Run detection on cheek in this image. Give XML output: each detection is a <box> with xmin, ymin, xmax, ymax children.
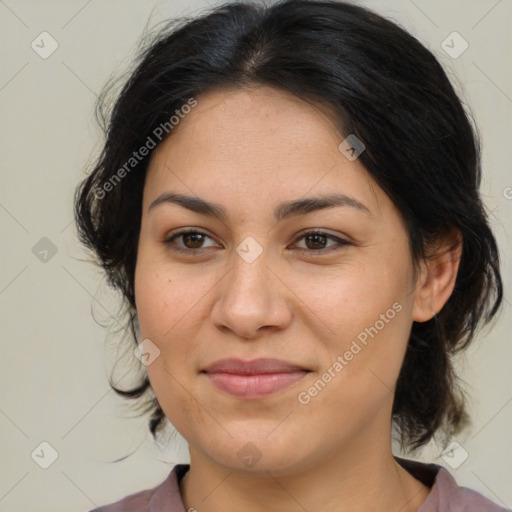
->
<box><xmin>134</xmin><ymin>256</ymin><xmax>206</xmax><ymax>340</ymax></box>
<box><xmin>146</xmin><ymin>360</ymin><xmax>210</xmax><ymax>444</ymax></box>
<box><xmin>294</xmin><ymin>255</ymin><xmax>410</xmax><ymax>343</ymax></box>
<box><xmin>296</xmin><ymin>258</ymin><xmax>412</xmax><ymax>411</ymax></box>
<box><xmin>297</xmin><ymin>311</ymin><xmax>410</xmax><ymax>446</ymax></box>
<box><xmin>134</xmin><ymin>258</ymin><xmax>211</xmax><ymax>421</ymax></box>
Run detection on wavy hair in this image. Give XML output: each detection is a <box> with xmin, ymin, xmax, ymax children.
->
<box><xmin>74</xmin><ymin>0</ymin><xmax>503</xmax><ymax>450</ymax></box>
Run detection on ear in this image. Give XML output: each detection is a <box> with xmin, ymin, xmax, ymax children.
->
<box><xmin>412</xmin><ymin>228</ymin><xmax>462</xmax><ymax>322</ymax></box>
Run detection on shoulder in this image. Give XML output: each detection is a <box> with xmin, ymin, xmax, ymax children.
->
<box><xmin>397</xmin><ymin>458</ymin><xmax>509</xmax><ymax>512</ymax></box>
<box><xmin>89</xmin><ymin>464</ymin><xmax>190</xmax><ymax>512</ymax></box>
<box><xmin>428</xmin><ymin>465</ymin><xmax>509</xmax><ymax>512</ymax></box>
<box><xmin>89</xmin><ymin>488</ymin><xmax>153</xmax><ymax>512</ymax></box>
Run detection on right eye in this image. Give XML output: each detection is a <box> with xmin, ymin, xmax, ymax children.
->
<box><xmin>163</xmin><ymin>229</ymin><xmax>221</xmax><ymax>254</ymax></box>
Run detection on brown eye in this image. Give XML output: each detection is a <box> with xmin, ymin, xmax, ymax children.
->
<box><xmin>293</xmin><ymin>231</ymin><xmax>351</xmax><ymax>254</ymax></box>
<box><xmin>164</xmin><ymin>229</ymin><xmax>350</xmax><ymax>255</ymax></box>
<box><xmin>182</xmin><ymin>232</ymin><xmax>206</xmax><ymax>249</ymax></box>
<box><xmin>304</xmin><ymin>233</ymin><xmax>328</xmax><ymax>250</ymax></box>
<box><xmin>164</xmin><ymin>229</ymin><xmax>220</xmax><ymax>253</ymax></box>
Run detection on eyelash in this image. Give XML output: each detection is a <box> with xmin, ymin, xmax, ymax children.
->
<box><xmin>163</xmin><ymin>228</ymin><xmax>351</xmax><ymax>255</ymax></box>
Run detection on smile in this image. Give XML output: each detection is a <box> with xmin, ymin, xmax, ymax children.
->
<box><xmin>204</xmin><ymin>371</ymin><xmax>310</xmax><ymax>399</ymax></box>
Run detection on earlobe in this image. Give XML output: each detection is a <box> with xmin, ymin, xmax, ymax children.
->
<box><xmin>412</xmin><ymin>230</ymin><xmax>462</xmax><ymax>323</ymax></box>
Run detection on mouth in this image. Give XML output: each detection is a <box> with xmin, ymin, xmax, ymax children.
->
<box><xmin>201</xmin><ymin>358</ymin><xmax>312</xmax><ymax>399</ymax></box>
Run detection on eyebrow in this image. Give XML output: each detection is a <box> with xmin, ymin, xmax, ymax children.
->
<box><xmin>148</xmin><ymin>192</ymin><xmax>371</xmax><ymax>221</ymax></box>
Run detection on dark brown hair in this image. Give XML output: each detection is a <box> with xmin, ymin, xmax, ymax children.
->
<box><xmin>74</xmin><ymin>0</ymin><xmax>503</xmax><ymax>450</ymax></box>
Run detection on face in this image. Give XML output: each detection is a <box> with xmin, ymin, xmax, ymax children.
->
<box><xmin>135</xmin><ymin>85</ymin><xmax>421</xmax><ymax>476</ymax></box>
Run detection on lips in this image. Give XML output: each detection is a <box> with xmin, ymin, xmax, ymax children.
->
<box><xmin>203</xmin><ymin>358</ymin><xmax>309</xmax><ymax>375</ymax></box>
<box><xmin>202</xmin><ymin>358</ymin><xmax>311</xmax><ymax>398</ymax></box>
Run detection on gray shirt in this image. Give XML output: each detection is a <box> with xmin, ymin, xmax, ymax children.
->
<box><xmin>91</xmin><ymin>458</ymin><xmax>510</xmax><ymax>511</ymax></box>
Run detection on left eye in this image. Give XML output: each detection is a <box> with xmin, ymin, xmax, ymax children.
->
<box><xmin>163</xmin><ymin>230</ymin><xmax>350</xmax><ymax>254</ymax></box>
<box><xmin>292</xmin><ymin>231</ymin><xmax>350</xmax><ymax>253</ymax></box>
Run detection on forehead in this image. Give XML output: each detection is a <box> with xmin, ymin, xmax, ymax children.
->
<box><xmin>154</xmin><ymin>85</ymin><xmax>341</xmax><ymax>162</ymax></box>
<box><xmin>143</xmin><ymin>85</ymin><xmax>386</xmax><ymax>219</ymax></box>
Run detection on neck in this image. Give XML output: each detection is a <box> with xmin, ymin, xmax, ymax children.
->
<box><xmin>180</xmin><ymin>439</ymin><xmax>429</xmax><ymax>512</ymax></box>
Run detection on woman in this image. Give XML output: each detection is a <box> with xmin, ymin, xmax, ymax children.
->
<box><xmin>74</xmin><ymin>0</ymin><xmax>506</xmax><ymax>510</ymax></box>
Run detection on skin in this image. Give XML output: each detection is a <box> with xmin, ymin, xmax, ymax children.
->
<box><xmin>134</xmin><ymin>85</ymin><xmax>461</xmax><ymax>512</ymax></box>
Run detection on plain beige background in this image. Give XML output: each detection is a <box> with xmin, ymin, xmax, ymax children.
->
<box><xmin>0</xmin><ymin>1</ymin><xmax>511</xmax><ymax>511</ymax></box>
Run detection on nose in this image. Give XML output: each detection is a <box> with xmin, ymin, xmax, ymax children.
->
<box><xmin>211</xmin><ymin>250</ymin><xmax>293</xmax><ymax>339</ymax></box>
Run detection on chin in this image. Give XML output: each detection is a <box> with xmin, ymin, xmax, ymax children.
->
<box><xmin>196</xmin><ymin>431</ymin><xmax>315</xmax><ymax>477</ymax></box>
